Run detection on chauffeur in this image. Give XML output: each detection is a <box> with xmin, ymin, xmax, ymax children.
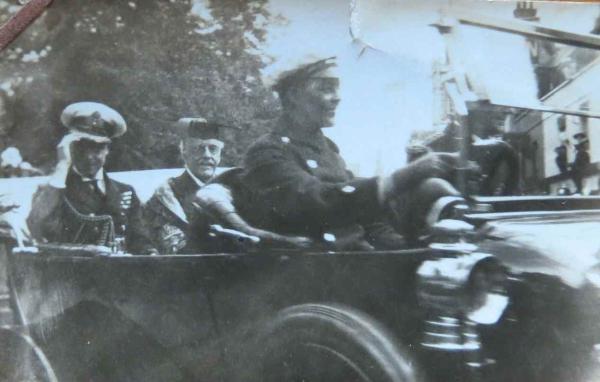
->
<box><xmin>27</xmin><ymin>102</ymin><xmax>157</xmax><ymax>255</ymax></box>
<box><xmin>242</xmin><ymin>57</ymin><xmax>462</xmax><ymax>248</ymax></box>
<box><xmin>144</xmin><ymin>117</ymin><xmax>225</xmax><ymax>253</ymax></box>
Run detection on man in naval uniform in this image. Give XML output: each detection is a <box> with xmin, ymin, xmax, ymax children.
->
<box><xmin>144</xmin><ymin>117</ymin><xmax>226</xmax><ymax>253</ymax></box>
<box><xmin>27</xmin><ymin>102</ymin><xmax>157</xmax><ymax>255</ymax></box>
<box><xmin>241</xmin><ymin>57</ymin><xmax>462</xmax><ymax>249</ymax></box>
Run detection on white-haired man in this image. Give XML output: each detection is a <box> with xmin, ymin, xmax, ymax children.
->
<box><xmin>144</xmin><ymin>118</ymin><xmax>226</xmax><ymax>253</ymax></box>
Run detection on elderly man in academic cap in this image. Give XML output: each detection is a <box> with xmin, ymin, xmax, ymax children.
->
<box><xmin>144</xmin><ymin>117</ymin><xmax>227</xmax><ymax>253</ymax></box>
<box><xmin>241</xmin><ymin>57</ymin><xmax>463</xmax><ymax>249</ymax></box>
<box><xmin>27</xmin><ymin>102</ymin><xmax>157</xmax><ymax>255</ymax></box>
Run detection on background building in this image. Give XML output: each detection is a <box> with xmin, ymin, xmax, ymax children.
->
<box><xmin>512</xmin><ymin>57</ymin><xmax>600</xmax><ymax>195</ymax></box>
<box><xmin>510</xmin><ymin>2</ymin><xmax>600</xmax><ymax>195</ymax></box>
<box><xmin>429</xmin><ymin>2</ymin><xmax>600</xmax><ymax>195</ymax></box>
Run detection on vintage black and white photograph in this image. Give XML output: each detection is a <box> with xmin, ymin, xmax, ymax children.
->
<box><xmin>0</xmin><ymin>0</ymin><xmax>600</xmax><ymax>381</ymax></box>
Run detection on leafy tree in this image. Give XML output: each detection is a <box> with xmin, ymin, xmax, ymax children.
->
<box><xmin>0</xmin><ymin>0</ymin><xmax>280</xmax><ymax>172</ymax></box>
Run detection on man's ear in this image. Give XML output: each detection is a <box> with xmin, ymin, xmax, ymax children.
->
<box><xmin>69</xmin><ymin>140</ymin><xmax>81</xmax><ymax>159</ymax></box>
<box><xmin>280</xmin><ymin>84</ymin><xmax>302</xmax><ymax>109</ymax></box>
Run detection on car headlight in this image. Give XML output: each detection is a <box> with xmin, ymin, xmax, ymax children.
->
<box><xmin>417</xmin><ymin>252</ymin><xmax>509</xmax><ymax>352</ymax></box>
<box><xmin>465</xmin><ymin>257</ymin><xmax>509</xmax><ymax>324</ymax></box>
<box><xmin>418</xmin><ymin>252</ymin><xmax>508</xmax><ymax>323</ymax></box>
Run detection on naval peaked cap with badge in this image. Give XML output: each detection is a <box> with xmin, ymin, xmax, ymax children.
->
<box><xmin>61</xmin><ymin>101</ymin><xmax>127</xmax><ymax>141</ymax></box>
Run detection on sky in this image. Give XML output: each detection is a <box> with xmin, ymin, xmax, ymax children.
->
<box><xmin>259</xmin><ymin>0</ymin><xmax>600</xmax><ymax>176</ymax></box>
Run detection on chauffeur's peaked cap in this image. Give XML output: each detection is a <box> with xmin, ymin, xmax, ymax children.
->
<box><xmin>272</xmin><ymin>56</ymin><xmax>337</xmax><ymax>94</ymax></box>
<box><xmin>61</xmin><ymin>102</ymin><xmax>127</xmax><ymax>140</ymax></box>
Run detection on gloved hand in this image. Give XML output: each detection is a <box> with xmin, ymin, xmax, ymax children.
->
<box><xmin>405</xmin><ymin>152</ymin><xmax>460</xmax><ymax>182</ymax></box>
<box><xmin>381</xmin><ymin>153</ymin><xmax>460</xmax><ymax>202</ymax></box>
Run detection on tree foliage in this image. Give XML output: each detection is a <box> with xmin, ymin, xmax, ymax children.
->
<box><xmin>0</xmin><ymin>0</ymin><xmax>280</xmax><ymax>172</ymax></box>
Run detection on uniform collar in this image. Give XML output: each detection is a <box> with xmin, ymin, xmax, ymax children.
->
<box><xmin>185</xmin><ymin>166</ymin><xmax>208</xmax><ymax>188</ymax></box>
<box><xmin>72</xmin><ymin>166</ymin><xmax>104</xmax><ymax>182</ymax></box>
<box><xmin>70</xmin><ymin>166</ymin><xmax>106</xmax><ymax>193</ymax></box>
<box><xmin>277</xmin><ymin>117</ymin><xmax>328</xmax><ymax>148</ymax></box>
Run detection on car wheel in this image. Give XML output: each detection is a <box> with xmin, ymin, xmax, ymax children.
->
<box><xmin>255</xmin><ymin>303</ymin><xmax>421</xmax><ymax>382</ymax></box>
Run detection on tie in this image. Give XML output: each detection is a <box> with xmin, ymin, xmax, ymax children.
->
<box><xmin>85</xmin><ymin>179</ymin><xmax>105</xmax><ymax>196</ymax></box>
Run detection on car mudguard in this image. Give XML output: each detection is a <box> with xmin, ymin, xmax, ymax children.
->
<box><xmin>246</xmin><ymin>303</ymin><xmax>422</xmax><ymax>382</ymax></box>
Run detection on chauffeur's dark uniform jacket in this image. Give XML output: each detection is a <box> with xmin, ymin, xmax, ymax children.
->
<box><xmin>28</xmin><ymin>170</ymin><xmax>154</xmax><ymax>254</ymax></box>
<box><xmin>242</xmin><ymin>127</ymin><xmax>405</xmax><ymax>249</ymax></box>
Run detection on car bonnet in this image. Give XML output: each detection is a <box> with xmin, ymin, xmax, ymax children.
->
<box><xmin>474</xmin><ymin>210</ymin><xmax>600</xmax><ymax>288</ymax></box>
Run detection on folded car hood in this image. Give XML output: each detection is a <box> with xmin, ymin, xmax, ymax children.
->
<box><xmin>475</xmin><ymin>210</ymin><xmax>600</xmax><ymax>288</ymax></box>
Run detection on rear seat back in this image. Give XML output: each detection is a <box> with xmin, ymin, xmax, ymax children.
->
<box><xmin>0</xmin><ymin>168</ymin><xmax>234</xmax><ymax>240</ymax></box>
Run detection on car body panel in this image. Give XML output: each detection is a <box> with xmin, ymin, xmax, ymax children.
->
<box><xmin>3</xmin><ymin>172</ymin><xmax>600</xmax><ymax>381</ymax></box>
<box><xmin>472</xmin><ymin>210</ymin><xmax>600</xmax><ymax>287</ymax></box>
<box><xmin>8</xmin><ymin>248</ymin><xmax>433</xmax><ymax>380</ymax></box>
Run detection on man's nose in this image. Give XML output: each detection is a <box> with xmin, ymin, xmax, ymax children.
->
<box><xmin>201</xmin><ymin>146</ymin><xmax>212</xmax><ymax>157</ymax></box>
<box><xmin>327</xmin><ymin>95</ymin><xmax>341</xmax><ymax>105</ymax></box>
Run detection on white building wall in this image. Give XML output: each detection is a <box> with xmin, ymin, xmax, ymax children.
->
<box><xmin>541</xmin><ymin>59</ymin><xmax>600</xmax><ymax>173</ymax></box>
